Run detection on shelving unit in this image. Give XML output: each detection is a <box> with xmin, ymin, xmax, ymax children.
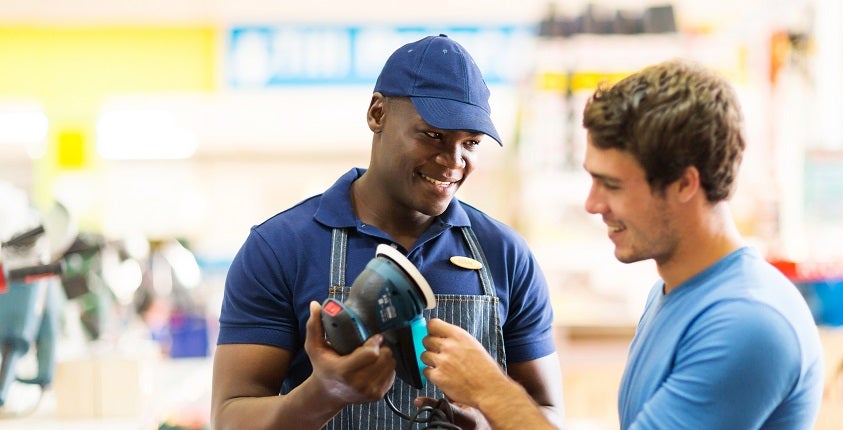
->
<box><xmin>11</xmin><ymin>356</ymin><xmax>212</xmax><ymax>430</ymax></box>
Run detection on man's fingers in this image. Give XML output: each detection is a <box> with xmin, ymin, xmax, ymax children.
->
<box><xmin>362</xmin><ymin>332</ymin><xmax>383</xmax><ymax>353</ymax></box>
<box><xmin>426</xmin><ymin>318</ymin><xmax>446</xmax><ymax>336</ymax></box>
<box><xmin>422</xmin><ymin>334</ymin><xmax>442</xmax><ymax>353</ymax></box>
<box><xmin>306</xmin><ymin>300</ymin><xmax>342</xmax><ymax>363</ymax></box>
<box><xmin>426</xmin><ymin>318</ymin><xmax>464</xmax><ymax>339</ymax></box>
<box><xmin>306</xmin><ymin>301</ymin><xmax>325</xmax><ymax>343</ymax></box>
<box><xmin>414</xmin><ymin>396</ymin><xmax>437</xmax><ymax>408</ymax></box>
<box><xmin>343</xmin><ymin>334</ymin><xmax>392</xmax><ymax>370</ymax></box>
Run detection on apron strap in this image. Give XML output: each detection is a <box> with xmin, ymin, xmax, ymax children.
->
<box><xmin>461</xmin><ymin>225</ymin><xmax>506</xmax><ymax>367</ymax></box>
<box><xmin>460</xmin><ymin>226</ymin><xmax>495</xmax><ymax>297</ymax></box>
<box><xmin>330</xmin><ymin>228</ymin><xmax>348</xmax><ymax>289</ymax></box>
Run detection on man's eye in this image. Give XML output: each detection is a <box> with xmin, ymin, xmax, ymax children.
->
<box><xmin>425</xmin><ymin>131</ymin><xmax>442</xmax><ymax>139</ymax></box>
<box><xmin>462</xmin><ymin>140</ymin><xmax>480</xmax><ymax>152</ymax></box>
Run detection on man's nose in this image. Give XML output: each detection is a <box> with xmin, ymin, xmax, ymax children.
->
<box><xmin>584</xmin><ymin>185</ymin><xmax>606</xmax><ymax>214</ymax></box>
<box><xmin>435</xmin><ymin>146</ymin><xmax>465</xmax><ymax>169</ymax></box>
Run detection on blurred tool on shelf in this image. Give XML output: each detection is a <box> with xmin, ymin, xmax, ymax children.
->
<box><xmin>0</xmin><ymin>179</ymin><xmax>212</xmax><ymax>423</ymax></box>
<box><xmin>0</xmin><ymin>182</ymin><xmax>76</xmax><ymax>416</ymax></box>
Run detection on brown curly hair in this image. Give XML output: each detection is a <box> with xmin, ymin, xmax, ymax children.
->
<box><xmin>582</xmin><ymin>59</ymin><xmax>745</xmax><ymax>202</ymax></box>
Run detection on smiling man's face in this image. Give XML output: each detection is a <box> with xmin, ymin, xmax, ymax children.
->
<box><xmin>371</xmin><ymin>96</ymin><xmax>483</xmax><ymax>218</ymax></box>
<box><xmin>583</xmin><ymin>135</ymin><xmax>680</xmax><ymax>266</ymax></box>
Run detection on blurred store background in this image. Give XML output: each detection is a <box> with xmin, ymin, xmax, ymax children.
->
<box><xmin>0</xmin><ymin>0</ymin><xmax>841</xmax><ymax>429</ymax></box>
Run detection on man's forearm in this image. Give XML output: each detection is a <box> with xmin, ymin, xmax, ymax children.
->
<box><xmin>213</xmin><ymin>376</ymin><xmax>345</xmax><ymax>430</ymax></box>
<box><xmin>538</xmin><ymin>404</ymin><xmax>565</xmax><ymax>430</ymax></box>
<box><xmin>474</xmin><ymin>378</ymin><xmax>557</xmax><ymax>430</ymax></box>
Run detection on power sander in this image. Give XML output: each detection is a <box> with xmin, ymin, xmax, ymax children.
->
<box><xmin>0</xmin><ymin>188</ymin><xmax>76</xmax><ymax>412</ymax></box>
<box><xmin>322</xmin><ymin>244</ymin><xmax>435</xmax><ymax>389</ymax></box>
<box><xmin>0</xmin><ymin>226</ymin><xmax>66</xmax><ymax>410</ymax></box>
<box><xmin>0</xmin><ymin>226</ymin><xmax>65</xmax><ymax>294</ymax></box>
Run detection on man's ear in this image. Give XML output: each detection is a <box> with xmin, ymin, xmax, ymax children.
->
<box><xmin>675</xmin><ymin>165</ymin><xmax>701</xmax><ymax>203</ymax></box>
<box><xmin>367</xmin><ymin>93</ymin><xmax>386</xmax><ymax>133</ymax></box>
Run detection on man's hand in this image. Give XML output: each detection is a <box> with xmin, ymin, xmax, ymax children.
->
<box><xmin>414</xmin><ymin>396</ymin><xmax>491</xmax><ymax>430</ymax></box>
<box><xmin>420</xmin><ymin>318</ymin><xmax>557</xmax><ymax>430</ymax></box>
<box><xmin>420</xmin><ymin>318</ymin><xmax>509</xmax><ymax>409</ymax></box>
<box><xmin>305</xmin><ymin>301</ymin><xmax>396</xmax><ymax>405</ymax></box>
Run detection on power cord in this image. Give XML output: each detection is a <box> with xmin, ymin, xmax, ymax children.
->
<box><xmin>384</xmin><ymin>393</ymin><xmax>461</xmax><ymax>430</ymax></box>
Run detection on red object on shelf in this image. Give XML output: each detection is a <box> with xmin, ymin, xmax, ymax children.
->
<box><xmin>769</xmin><ymin>258</ymin><xmax>843</xmax><ymax>283</ymax></box>
<box><xmin>770</xmin><ymin>259</ymin><xmax>799</xmax><ymax>280</ymax></box>
<box><xmin>770</xmin><ymin>258</ymin><xmax>843</xmax><ymax>326</ymax></box>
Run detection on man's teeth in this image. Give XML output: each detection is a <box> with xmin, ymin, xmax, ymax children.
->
<box><xmin>608</xmin><ymin>225</ymin><xmax>624</xmax><ymax>233</ymax></box>
<box><xmin>422</xmin><ymin>175</ymin><xmax>452</xmax><ymax>186</ymax></box>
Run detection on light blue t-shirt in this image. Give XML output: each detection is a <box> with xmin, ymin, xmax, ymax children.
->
<box><xmin>619</xmin><ymin>247</ymin><xmax>824</xmax><ymax>429</ymax></box>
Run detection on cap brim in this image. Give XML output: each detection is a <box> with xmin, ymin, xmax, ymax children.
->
<box><xmin>410</xmin><ymin>97</ymin><xmax>503</xmax><ymax>146</ymax></box>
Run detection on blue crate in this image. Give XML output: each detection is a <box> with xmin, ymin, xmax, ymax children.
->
<box><xmin>798</xmin><ymin>278</ymin><xmax>843</xmax><ymax>326</ymax></box>
<box><xmin>168</xmin><ymin>312</ymin><xmax>209</xmax><ymax>358</ymax></box>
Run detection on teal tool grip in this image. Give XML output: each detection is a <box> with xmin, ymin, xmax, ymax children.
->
<box><xmin>409</xmin><ymin>315</ymin><xmax>428</xmax><ymax>386</ymax></box>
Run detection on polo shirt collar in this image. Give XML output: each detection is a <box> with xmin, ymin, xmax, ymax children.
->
<box><xmin>313</xmin><ymin>168</ymin><xmax>471</xmax><ymax>229</ymax></box>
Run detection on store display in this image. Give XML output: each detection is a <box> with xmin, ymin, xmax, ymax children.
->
<box><xmin>0</xmin><ymin>184</ymin><xmax>77</xmax><ymax>414</ymax></box>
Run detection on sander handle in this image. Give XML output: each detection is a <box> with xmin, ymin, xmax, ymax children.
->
<box><xmin>321</xmin><ymin>298</ymin><xmax>369</xmax><ymax>355</ymax></box>
<box><xmin>1</xmin><ymin>262</ymin><xmax>64</xmax><ymax>289</ymax></box>
<box><xmin>1</xmin><ymin>225</ymin><xmax>45</xmax><ymax>248</ymax></box>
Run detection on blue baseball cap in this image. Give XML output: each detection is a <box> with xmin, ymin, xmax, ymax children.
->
<box><xmin>374</xmin><ymin>34</ymin><xmax>502</xmax><ymax>146</ymax></box>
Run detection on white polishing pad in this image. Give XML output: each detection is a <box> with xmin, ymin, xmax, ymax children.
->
<box><xmin>375</xmin><ymin>244</ymin><xmax>436</xmax><ymax>310</ymax></box>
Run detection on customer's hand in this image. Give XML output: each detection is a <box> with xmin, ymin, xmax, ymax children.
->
<box><xmin>421</xmin><ymin>318</ymin><xmax>509</xmax><ymax>409</ymax></box>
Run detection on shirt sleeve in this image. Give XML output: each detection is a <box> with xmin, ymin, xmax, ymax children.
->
<box><xmin>628</xmin><ymin>299</ymin><xmax>801</xmax><ymax>429</ymax></box>
<box><xmin>217</xmin><ymin>226</ymin><xmax>300</xmax><ymax>350</ymax></box>
<box><xmin>500</xmin><ymin>241</ymin><xmax>556</xmax><ymax>363</ymax></box>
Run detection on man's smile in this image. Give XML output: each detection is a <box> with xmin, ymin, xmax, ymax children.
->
<box><xmin>420</xmin><ymin>173</ymin><xmax>457</xmax><ymax>187</ymax></box>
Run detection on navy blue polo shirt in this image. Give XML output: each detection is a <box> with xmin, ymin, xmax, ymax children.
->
<box><xmin>218</xmin><ymin>168</ymin><xmax>555</xmax><ymax>390</ymax></box>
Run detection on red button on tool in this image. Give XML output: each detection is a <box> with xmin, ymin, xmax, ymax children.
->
<box><xmin>324</xmin><ymin>301</ymin><xmax>342</xmax><ymax>316</ymax></box>
<box><xmin>0</xmin><ymin>264</ymin><xmax>6</xmax><ymax>294</ymax></box>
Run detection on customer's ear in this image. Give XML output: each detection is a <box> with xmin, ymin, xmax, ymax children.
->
<box><xmin>675</xmin><ymin>165</ymin><xmax>701</xmax><ymax>203</ymax></box>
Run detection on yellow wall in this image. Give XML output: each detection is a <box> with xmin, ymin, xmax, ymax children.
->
<box><xmin>0</xmin><ymin>26</ymin><xmax>218</xmax><ymax>223</ymax></box>
<box><xmin>0</xmin><ymin>26</ymin><xmax>217</xmax><ymax>96</ymax></box>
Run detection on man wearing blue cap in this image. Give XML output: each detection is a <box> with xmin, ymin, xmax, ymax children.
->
<box><xmin>211</xmin><ymin>35</ymin><xmax>564</xmax><ymax>429</ymax></box>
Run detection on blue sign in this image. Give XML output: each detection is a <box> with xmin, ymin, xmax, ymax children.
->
<box><xmin>226</xmin><ymin>24</ymin><xmax>537</xmax><ymax>88</ymax></box>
